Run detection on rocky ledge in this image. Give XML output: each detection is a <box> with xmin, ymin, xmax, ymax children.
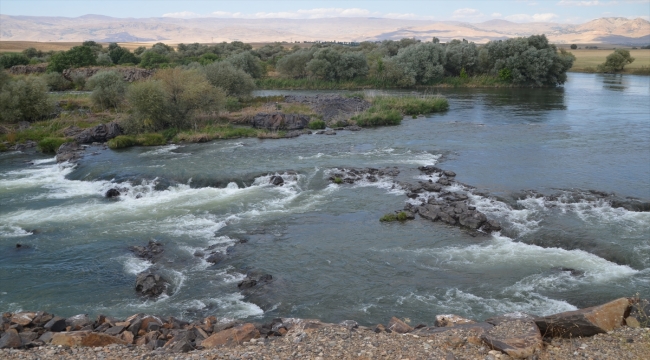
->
<box><xmin>1</xmin><ymin>297</ymin><xmax>648</xmax><ymax>359</ymax></box>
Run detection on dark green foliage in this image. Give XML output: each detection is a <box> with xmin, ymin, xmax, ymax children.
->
<box><xmin>352</xmin><ymin>108</ymin><xmax>402</xmax><ymax>127</ymax></box>
<box><xmin>22</xmin><ymin>47</ymin><xmax>44</xmax><ymax>59</ymax></box>
<box><xmin>598</xmin><ymin>49</ymin><xmax>635</xmax><ymax>72</ymax></box>
<box><xmin>499</xmin><ymin>68</ymin><xmax>512</xmax><ymax>82</ymax></box>
<box><xmin>162</xmin><ymin>128</ymin><xmax>178</xmax><ymax>141</ymax></box>
<box><xmin>47</xmin><ymin>46</ymin><xmax>97</xmax><ymax>72</ymax></box>
<box><xmin>570</xmin><ymin>44</ymin><xmax>578</xmax><ymax>50</ymax></box>
<box><xmin>305</xmin><ymin>48</ymin><xmax>369</xmax><ymax>81</ymax></box>
<box><xmin>139</xmin><ymin>52</ymin><xmax>169</xmax><ymax>68</ymax></box>
<box><xmin>87</xmin><ymin>71</ymin><xmax>126</xmax><ymax>110</ymax></box>
<box><xmin>108</xmin><ymin>44</ymin><xmax>139</xmax><ymax>65</ymax></box>
<box><xmin>0</xmin><ymin>53</ymin><xmax>30</xmax><ymax>69</ymax></box>
<box><xmin>134</xmin><ymin>46</ymin><xmax>147</xmax><ymax>55</ymax></box>
<box><xmin>225</xmin><ymin>97</ymin><xmax>243</xmax><ymax>112</ymax></box>
<box><xmin>444</xmin><ymin>39</ymin><xmax>478</xmax><ymax>76</ymax></box>
<box><xmin>307</xmin><ymin>120</ymin><xmax>326</xmax><ymax>130</ymax></box>
<box><xmin>0</xmin><ymin>76</ymin><xmax>53</xmax><ymax>123</ymax></box>
<box><xmin>139</xmin><ymin>133</ymin><xmax>166</xmax><ymax>146</ymax></box>
<box><xmin>107</xmin><ymin>135</ymin><xmax>137</xmax><ymax>149</ymax></box>
<box><xmin>38</xmin><ymin>137</ymin><xmax>66</xmax><ymax>153</ymax></box>
<box><xmin>199</xmin><ymin>53</ymin><xmax>219</xmax><ymax>65</ymax></box>
<box><xmin>43</xmin><ymin>72</ymin><xmax>73</xmax><ymax>91</ymax></box>
<box><xmin>226</xmin><ymin>51</ymin><xmax>264</xmax><ymax>78</ymax></box>
<box><xmin>276</xmin><ymin>49</ymin><xmax>315</xmax><ymax>78</ymax></box>
<box><xmin>380</xmin><ymin>211</ymin><xmax>409</xmax><ymax>222</ymax></box>
<box><xmin>203</xmin><ymin>61</ymin><xmax>256</xmax><ymax>97</ymax></box>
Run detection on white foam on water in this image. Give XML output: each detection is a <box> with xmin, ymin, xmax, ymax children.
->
<box><xmin>121</xmin><ymin>256</ymin><xmax>153</xmax><ymax>275</ymax></box>
<box><xmin>395</xmin><ymin>288</ymin><xmax>577</xmax><ymax>318</ymax></box>
<box><xmin>208</xmin><ymin>293</ymin><xmax>264</xmax><ymax>318</ymax></box>
<box><xmin>139</xmin><ymin>144</ymin><xmax>185</xmax><ymax>157</ymax></box>
<box><xmin>542</xmin><ymin>196</ymin><xmax>650</xmax><ymax>229</ymax></box>
<box><xmin>469</xmin><ymin>193</ymin><xmax>542</xmax><ymax>236</ymax></box>
<box><xmin>31</xmin><ymin>157</ymin><xmax>57</xmax><ymax>165</ymax></box>
<box><xmin>0</xmin><ymin>225</ymin><xmax>32</xmax><ymax>238</ymax></box>
<box><xmin>0</xmin><ymin>162</ymin><xmax>76</xmax><ymax>191</ymax></box>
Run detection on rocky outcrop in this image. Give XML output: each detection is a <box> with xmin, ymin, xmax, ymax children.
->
<box><xmin>238</xmin><ymin>271</ymin><xmax>273</xmax><ymax>292</ymax></box>
<box><xmin>129</xmin><ymin>240</ymin><xmax>164</xmax><ymax>263</ymax></box>
<box><xmin>62</xmin><ymin>67</ymin><xmax>154</xmax><ymax>82</ymax></box>
<box><xmin>7</xmin><ymin>64</ymin><xmax>47</xmax><ymax>76</ymax></box>
<box><xmin>134</xmin><ymin>272</ymin><xmax>167</xmax><ymax>298</ymax></box>
<box><xmin>74</xmin><ymin>122</ymin><xmax>122</xmax><ymax>144</ymax></box>
<box><xmin>201</xmin><ymin>323</ymin><xmax>259</xmax><ymax>348</ymax></box>
<box><xmin>387</xmin><ymin>317</ymin><xmax>413</xmax><ymax>334</ymax></box>
<box><xmin>284</xmin><ymin>95</ymin><xmax>370</xmax><ymax>122</ymax></box>
<box><xmin>328</xmin><ymin>167</ymin><xmax>400</xmax><ymax>184</ymax></box>
<box><xmin>535</xmin><ymin>297</ymin><xmax>630</xmax><ymax>337</ymax></box>
<box><xmin>55</xmin><ymin>142</ymin><xmax>84</xmax><ymax>163</ymax></box>
<box><xmin>250</xmin><ymin>113</ymin><xmax>310</xmax><ymax>131</ymax></box>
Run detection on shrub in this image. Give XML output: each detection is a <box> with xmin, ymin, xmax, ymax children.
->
<box><xmin>203</xmin><ymin>61</ymin><xmax>256</xmax><ymax>98</ymax></box>
<box><xmin>352</xmin><ymin>108</ymin><xmax>402</xmax><ymax>127</ymax></box>
<box><xmin>139</xmin><ymin>52</ymin><xmax>169</xmax><ymax>68</ymax></box>
<box><xmin>276</xmin><ymin>48</ymin><xmax>315</xmax><ymax>78</ymax></box>
<box><xmin>307</xmin><ymin>120</ymin><xmax>326</xmax><ymax>130</ymax></box>
<box><xmin>444</xmin><ymin>39</ymin><xmax>478</xmax><ymax>76</ymax></box>
<box><xmin>373</xmin><ymin>95</ymin><xmax>449</xmax><ymax>115</ymax></box>
<box><xmin>47</xmin><ymin>46</ymin><xmax>97</xmax><ymax>72</ymax></box>
<box><xmin>138</xmin><ymin>133</ymin><xmax>166</xmax><ymax>146</ymax></box>
<box><xmin>380</xmin><ymin>212</ymin><xmax>408</xmax><ymax>222</ymax></box>
<box><xmin>71</xmin><ymin>73</ymin><xmax>87</xmax><ymax>90</ymax></box>
<box><xmin>0</xmin><ymin>53</ymin><xmax>30</xmax><ymax>69</ymax></box>
<box><xmin>570</xmin><ymin>44</ymin><xmax>577</xmax><ymax>50</ymax></box>
<box><xmin>126</xmin><ymin>68</ymin><xmax>225</xmax><ymax>132</ymax></box>
<box><xmin>96</xmin><ymin>53</ymin><xmax>113</xmax><ymax>66</ymax></box>
<box><xmin>393</xmin><ymin>43</ymin><xmax>445</xmax><ymax>84</ymax></box>
<box><xmin>38</xmin><ymin>137</ymin><xmax>66</xmax><ymax>153</ymax></box>
<box><xmin>597</xmin><ymin>49</ymin><xmax>635</xmax><ymax>73</ymax></box>
<box><xmin>226</xmin><ymin>51</ymin><xmax>264</xmax><ymax>78</ymax></box>
<box><xmin>0</xmin><ymin>76</ymin><xmax>53</xmax><ymax>123</ymax></box>
<box><xmin>87</xmin><ymin>71</ymin><xmax>126</xmax><ymax>110</ymax></box>
<box><xmin>43</xmin><ymin>72</ymin><xmax>73</xmax><ymax>91</ymax></box>
<box><xmin>107</xmin><ymin>135</ymin><xmax>138</xmax><ymax>149</ymax></box>
<box><xmin>162</xmin><ymin>128</ymin><xmax>178</xmax><ymax>141</ymax></box>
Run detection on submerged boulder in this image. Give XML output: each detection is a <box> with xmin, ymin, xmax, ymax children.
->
<box><xmin>135</xmin><ymin>272</ymin><xmax>168</xmax><ymax>298</ymax></box>
<box><xmin>251</xmin><ymin>113</ymin><xmax>310</xmax><ymax>131</ymax></box>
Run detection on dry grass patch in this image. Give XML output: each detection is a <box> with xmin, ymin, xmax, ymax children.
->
<box><xmin>570</xmin><ymin>49</ymin><xmax>650</xmax><ymax>73</ymax></box>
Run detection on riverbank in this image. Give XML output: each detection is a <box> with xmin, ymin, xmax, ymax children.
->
<box><xmin>1</xmin><ymin>297</ymin><xmax>649</xmax><ymax>359</ymax></box>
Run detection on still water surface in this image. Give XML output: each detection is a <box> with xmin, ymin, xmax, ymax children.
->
<box><xmin>1</xmin><ymin>73</ymin><xmax>649</xmax><ymax>325</ymax></box>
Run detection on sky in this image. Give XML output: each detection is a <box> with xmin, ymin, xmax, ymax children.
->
<box><xmin>1</xmin><ymin>0</ymin><xmax>649</xmax><ymax>23</ymax></box>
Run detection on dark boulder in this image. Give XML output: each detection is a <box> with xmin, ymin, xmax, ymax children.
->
<box><xmin>105</xmin><ymin>188</ymin><xmax>121</xmax><ymax>198</ymax></box>
<box><xmin>251</xmin><ymin>113</ymin><xmax>310</xmax><ymax>131</ymax></box>
<box><xmin>458</xmin><ymin>211</ymin><xmax>487</xmax><ymax>230</ymax></box>
<box><xmin>270</xmin><ymin>175</ymin><xmax>284</xmax><ymax>186</ymax></box>
<box><xmin>421</xmin><ymin>182</ymin><xmax>442</xmax><ymax>192</ymax></box>
<box><xmin>135</xmin><ymin>272</ymin><xmax>168</xmax><ymax>298</ymax></box>
<box><xmin>129</xmin><ymin>240</ymin><xmax>164</xmax><ymax>263</ymax></box>
<box><xmin>205</xmin><ymin>252</ymin><xmax>225</xmax><ymax>264</ymax></box>
<box><xmin>238</xmin><ymin>272</ymin><xmax>273</xmax><ymax>291</ymax></box>
<box><xmin>74</xmin><ymin>122</ymin><xmax>122</xmax><ymax>144</ymax></box>
<box><xmin>0</xmin><ymin>329</ymin><xmax>22</xmax><ymax>349</ymax></box>
<box><xmin>55</xmin><ymin>142</ymin><xmax>84</xmax><ymax>163</ymax></box>
<box><xmin>44</xmin><ymin>316</ymin><xmax>67</xmax><ymax>332</ymax></box>
<box><xmin>66</xmin><ymin>314</ymin><xmax>91</xmax><ymax>331</ymax></box>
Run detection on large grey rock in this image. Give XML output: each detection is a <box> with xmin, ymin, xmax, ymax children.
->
<box><xmin>135</xmin><ymin>272</ymin><xmax>168</xmax><ymax>298</ymax></box>
<box><xmin>55</xmin><ymin>142</ymin><xmax>83</xmax><ymax>163</ymax></box>
<box><xmin>458</xmin><ymin>211</ymin><xmax>487</xmax><ymax>230</ymax></box>
<box><xmin>535</xmin><ymin>297</ymin><xmax>630</xmax><ymax>338</ymax></box>
<box><xmin>44</xmin><ymin>316</ymin><xmax>67</xmax><ymax>332</ymax></box>
<box><xmin>74</xmin><ymin>122</ymin><xmax>122</xmax><ymax>144</ymax></box>
<box><xmin>129</xmin><ymin>240</ymin><xmax>164</xmax><ymax>263</ymax></box>
<box><xmin>481</xmin><ymin>319</ymin><xmax>542</xmax><ymax>359</ymax></box>
<box><xmin>66</xmin><ymin>314</ymin><xmax>91</xmax><ymax>331</ymax></box>
<box><xmin>0</xmin><ymin>329</ymin><xmax>22</xmax><ymax>349</ymax></box>
<box><xmin>250</xmin><ymin>113</ymin><xmax>310</xmax><ymax>131</ymax></box>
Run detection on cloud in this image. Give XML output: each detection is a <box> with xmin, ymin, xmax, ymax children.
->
<box><xmin>491</xmin><ymin>13</ymin><xmax>503</xmax><ymax>17</ymax></box>
<box><xmin>452</xmin><ymin>8</ymin><xmax>484</xmax><ymax>19</ymax></box>
<box><xmin>506</xmin><ymin>13</ymin><xmax>560</xmax><ymax>22</ymax></box>
<box><xmin>163</xmin><ymin>7</ymin><xmax>434</xmax><ymax>20</ymax></box>
<box><xmin>557</xmin><ymin>1</ymin><xmax>618</xmax><ymax>6</ymax></box>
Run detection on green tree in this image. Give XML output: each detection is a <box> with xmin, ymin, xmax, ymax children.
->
<box><xmin>276</xmin><ymin>48</ymin><xmax>315</xmax><ymax>78</ymax></box>
<box><xmin>226</xmin><ymin>51</ymin><xmax>264</xmax><ymax>78</ymax></box>
<box><xmin>570</xmin><ymin>44</ymin><xmax>578</xmax><ymax>50</ymax></box>
<box><xmin>444</xmin><ymin>39</ymin><xmax>478</xmax><ymax>76</ymax></box>
<box><xmin>22</xmin><ymin>47</ymin><xmax>44</xmax><ymax>59</ymax></box>
<box><xmin>0</xmin><ymin>76</ymin><xmax>53</xmax><ymax>123</ymax></box>
<box><xmin>47</xmin><ymin>46</ymin><xmax>96</xmax><ymax>72</ymax></box>
<box><xmin>139</xmin><ymin>51</ymin><xmax>169</xmax><ymax>68</ymax></box>
<box><xmin>0</xmin><ymin>53</ymin><xmax>30</xmax><ymax>69</ymax></box>
<box><xmin>392</xmin><ymin>42</ymin><xmax>445</xmax><ymax>85</ymax></box>
<box><xmin>203</xmin><ymin>61</ymin><xmax>256</xmax><ymax>98</ymax></box>
<box><xmin>87</xmin><ymin>71</ymin><xmax>127</xmax><ymax>110</ymax></box>
<box><xmin>598</xmin><ymin>49</ymin><xmax>635</xmax><ymax>72</ymax></box>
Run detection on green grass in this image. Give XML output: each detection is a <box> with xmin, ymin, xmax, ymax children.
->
<box><xmin>307</xmin><ymin>120</ymin><xmax>326</xmax><ymax>130</ymax></box>
<box><xmin>37</xmin><ymin>137</ymin><xmax>67</xmax><ymax>153</ymax></box>
<box><xmin>380</xmin><ymin>211</ymin><xmax>409</xmax><ymax>222</ymax></box>
<box><xmin>371</xmin><ymin>95</ymin><xmax>449</xmax><ymax>115</ymax></box>
<box><xmin>0</xmin><ymin>142</ymin><xmax>7</xmax><ymax>152</ymax></box>
<box><xmin>569</xmin><ymin>49</ymin><xmax>650</xmax><ymax>74</ymax></box>
<box><xmin>107</xmin><ymin>135</ymin><xmax>138</xmax><ymax>149</ymax></box>
<box><xmin>333</xmin><ymin>177</ymin><xmax>343</xmax><ymax>184</ymax></box>
<box><xmin>351</xmin><ymin>108</ymin><xmax>402</xmax><ymax>127</ymax></box>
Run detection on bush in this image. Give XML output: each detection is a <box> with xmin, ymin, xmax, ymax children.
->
<box><xmin>392</xmin><ymin>43</ymin><xmax>445</xmax><ymax>84</ymax></box>
<box><xmin>47</xmin><ymin>46</ymin><xmax>97</xmax><ymax>73</ymax></box>
<box><xmin>96</xmin><ymin>53</ymin><xmax>113</xmax><ymax>66</ymax></box>
<box><xmin>38</xmin><ymin>137</ymin><xmax>66</xmax><ymax>153</ymax></box>
<box><xmin>380</xmin><ymin>211</ymin><xmax>409</xmax><ymax>222</ymax></box>
<box><xmin>138</xmin><ymin>133</ymin><xmax>166</xmax><ymax>146</ymax></box>
<box><xmin>276</xmin><ymin>48</ymin><xmax>315</xmax><ymax>78</ymax></box>
<box><xmin>0</xmin><ymin>53</ymin><xmax>30</xmax><ymax>69</ymax></box>
<box><xmin>71</xmin><ymin>73</ymin><xmax>87</xmax><ymax>90</ymax></box>
<box><xmin>226</xmin><ymin>51</ymin><xmax>264</xmax><ymax>78</ymax></box>
<box><xmin>372</xmin><ymin>95</ymin><xmax>449</xmax><ymax>115</ymax></box>
<box><xmin>203</xmin><ymin>61</ymin><xmax>256</xmax><ymax>98</ymax></box>
<box><xmin>107</xmin><ymin>135</ymin><xmax>138</xmax><ymax>149</ymax></box>
<box><xmin>87</xmin><ymin>71</ymin><xmax>126</xmax><ymax>110</ymax></box>
<box><xmin>352</xmin><ymin>108</ymin><xmax>402</xmax><ymax>127</ymax></box>
<box><xmin>570</xmin><ymin>44</ymin><xmax>577</xmax><ymax>50</ymax></box>
<box><xmin>43</xmin><ymin>72</ymin><xmax>73</xmax><ymax>91</ymax></box>
<box><xmin>139</xmin><ymin>52</ymin><xmax>169</xmax><ymax>68</ymax></box>
<box><xmin>597</xmin><ymin>49</ymin><xmax>635</xmax><ymax>73</ymax></box>
<box><xmin>307</xmin><ymin>120</ymin><xmax>326</xmax><ymax>129</ymax></box>
<box><xmin>444</xmin><ymin>39</ymin><xmax>478</xmax><ymax>76</ymax></box>
<box><xmin>0</xmin><ymin>76</ymin><xmax>53</xmax><ymax>123</ymax></box>
<box><xmin>126</xmin><ymin>68</ymin><xmax>225</xmax><ymax>132</ymax></box>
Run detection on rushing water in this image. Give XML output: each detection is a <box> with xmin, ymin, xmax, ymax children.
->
<box><xmin>1</xmin><ymin>73</ymin><xmax>649</xmax><ymax>325</ymax></box>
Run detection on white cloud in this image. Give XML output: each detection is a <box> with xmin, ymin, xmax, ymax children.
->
<box><xmin>452</xmin><ymin>8</ymin><xmax>484</xmax><ymax>19</ymax></box>
<box><xmin>163</xmin><ymin>7</ymin><xmax>434</xmax><ymax>20</ymax></box>
<box><xmin>557</xmin><ymin>1</ymin><xmax>619</xmax><ymax>6</ymax></box>
<box><xmin>506</xmin><ymin>13</ymin><xmax>560</xmax><ymax>22</ymax></box>
<box><xmin>491</xmin><ymin>13</ymin><xmax>503</xmax><ymax>17</ymax></box>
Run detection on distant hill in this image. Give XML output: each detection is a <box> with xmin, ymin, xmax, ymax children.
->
<box><xmin>0</xmin><ymin>15</ymin><xmax>648</xmax><ymax>44</ymax></box>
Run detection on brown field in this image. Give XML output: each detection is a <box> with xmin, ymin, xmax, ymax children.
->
<box><xmin>568</xmin><ymin>49</ymin><xmax>650</xmax><ymax>72</ymax></box>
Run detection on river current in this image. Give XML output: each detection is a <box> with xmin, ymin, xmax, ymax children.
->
<box><xmin>1</xmin><ymin>73</ymin><xmax>649</xmax><ymax>326</ymax></box>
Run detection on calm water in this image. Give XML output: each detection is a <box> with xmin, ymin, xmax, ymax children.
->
<box><xmin>1</xmin><ymin>73</ymin><xmax>649</xmax><ymax>325</ymax></box>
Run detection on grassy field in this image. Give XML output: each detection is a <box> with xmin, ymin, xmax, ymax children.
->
<box><xmin>569</xmin><ymin>49</ymin><xmax>650</xmax><ymax>73</ymax></box>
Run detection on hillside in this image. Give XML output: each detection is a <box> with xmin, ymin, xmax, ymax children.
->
<box><xmin>0</xmin><ymin>14</ymin><xmax>648</xmax><ymax>44</ymax></box>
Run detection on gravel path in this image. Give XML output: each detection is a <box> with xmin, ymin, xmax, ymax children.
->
<box><xmin>2</xmin><ymin>323</ymin><xmax>648</xmax><ymax>360</ymax></box>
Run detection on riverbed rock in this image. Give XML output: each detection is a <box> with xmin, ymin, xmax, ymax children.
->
<box><xmin>81</xmin><ymin>333</ymin><xmax>127</xmax><ymax>347</ymax></box>
<box><xmin>481</xmin><ymin>319</ymin><xmax>543</xmax><ymax>359</ymax></box>
<box><xmin>10</xmin><ymin>313</ymin><xmax>35</xmax><ymax>327</ymax></box>
<box><xmin>0</xmin><ymin>330</ymin><xmax>22</xmax><ymax>349</ymax></box>
<box><xmin>66</xmin><ymin>314</ymin><xmax>91</xmax><ymax>331</ymax></box>
<box><xmin>435</xmin><ymin>314</ymin><xmax>476</xmax><ymax>327</ymax></box>
<box><xmin>74</xmin><ymin>122</ymin><xmax>122</xmax><ymax>144</ymax></box>
<box><xmin>251</xmin><ymin>113</ymin><xmax>310</xmax><ymax>131</ymax></box>
<box><xmin>205</xmin><ymin>252</ymin><xmax>225</xmax><ymax>264</ymax></box>
<box><xmin>55</xmin><ymin>142</ymin><xmax>84</xmax><ymax>163</ymax></box>
<box><xmin>458</xmin><ymin>211</ymin><xmax>487</xmax><ymax>230</ymax></box>
<box><xmin>238</xmin><ymin>272</ymin><xmax>273</xmax><ymax>291</ymax></box>
<box><xmin>387</xmin><ymin>317</ymin><xmax>413</xmax><ymax>334</ymax></box>
<box><xmin>135</xmin><ymin>272</ymin><xmax>167</xmax><ymax>298</ymax></box>
<box><xmin>284</xmin><ymin>95</ymin><xmax>371</xmax><ymax>122</ymax></box>
<box><xmin>105</xmin><ymin>188</ymin><xmax>120</xmax><ymax>198</ymax></box>
<box><xmin>202</xmin><ymin>323</ymin><xmax>259</xmax><ymax>348</ymax></box>
<box><xmin>44</xmin><ymin>317</ymin><xmax>67</xmax><ymax>332</ymax></box>
<box><xmin>270</xmin><ymin>175</ymin><xmax>284</xmax><ymax>186</ymax></box>
<box><xmin>535</xmin><ymin>297</ymin><xmax>630</xmax><ymax>337</ymax></box>
<box><xmin>129</xmin><ymin>240</ymin><xmax>164</xmax><ymax>263</ymax></box>
<box><xmin>51</xmin><ymin>331</ymin><xmax>91</xmax><ymax>347</ymax></box>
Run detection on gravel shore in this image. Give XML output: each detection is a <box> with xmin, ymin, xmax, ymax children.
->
<box><xmin>2</xmin><ymin>322</ymin><xmax>648</xmax><ymax>360</ymax></box>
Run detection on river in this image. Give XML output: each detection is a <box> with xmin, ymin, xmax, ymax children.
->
<box><xmin>1</xmin><ymin>73</ymin><xmax>649</xmax><ymax>326</ymax></box>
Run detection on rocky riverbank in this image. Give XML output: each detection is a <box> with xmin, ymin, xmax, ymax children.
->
<box><xmin>1</xmin><ymin>297</ymin><xmax>648</xmax><ymax>359</ymax></box>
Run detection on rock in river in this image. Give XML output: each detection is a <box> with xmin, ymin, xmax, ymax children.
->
<box><xmin>135</xmin><ymin>272</ymin><xmax>168</xmax><ymax>298</ymax></box>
